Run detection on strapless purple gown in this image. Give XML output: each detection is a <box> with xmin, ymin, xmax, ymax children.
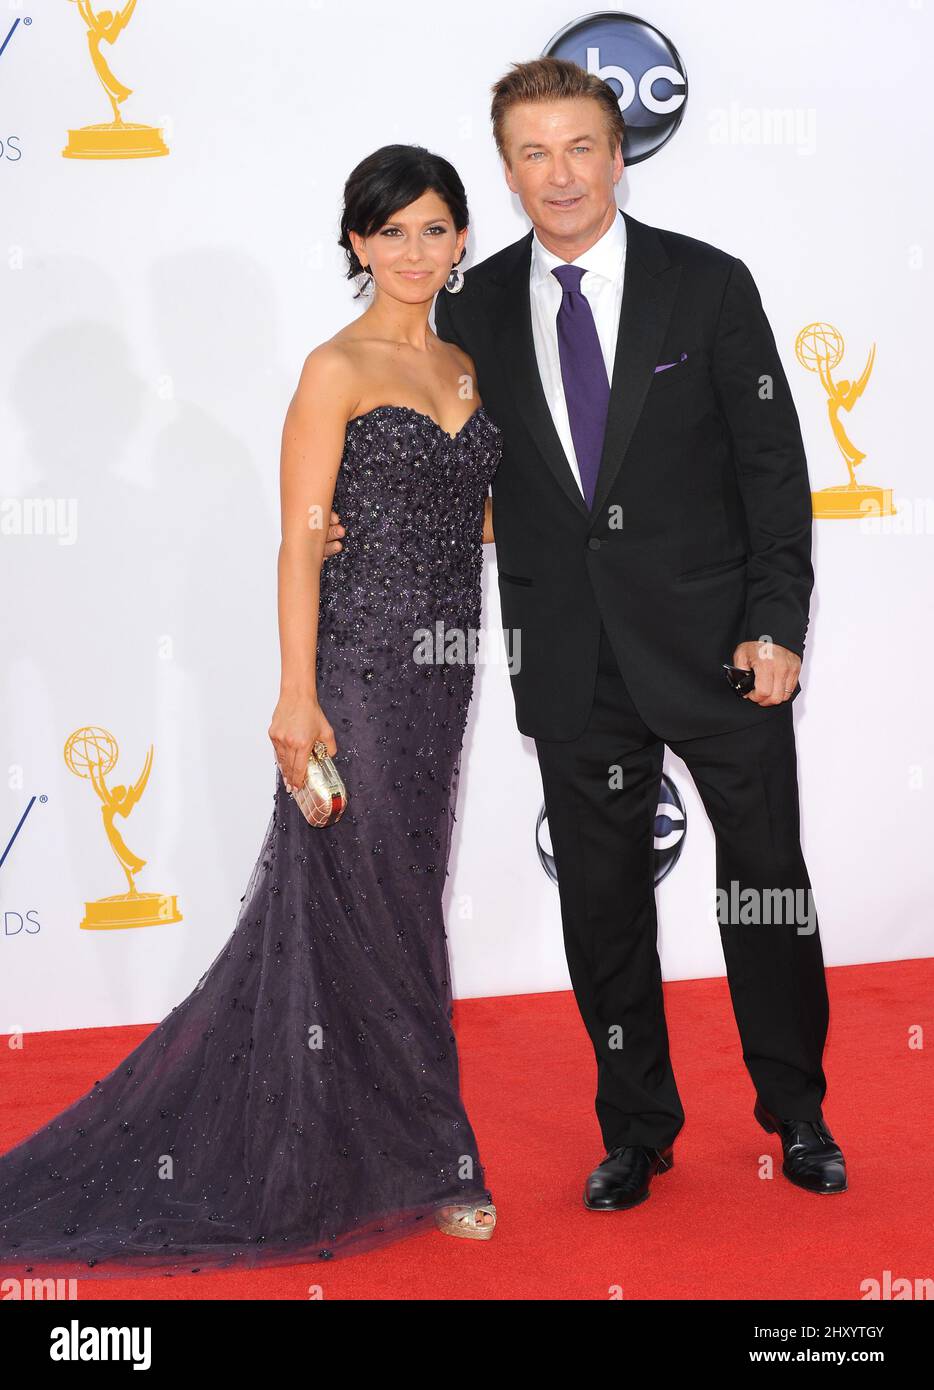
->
<box><xmin>0</xmin><ymin>403</ymin><xmax>502</xmax><ymax>1279</ymax></box>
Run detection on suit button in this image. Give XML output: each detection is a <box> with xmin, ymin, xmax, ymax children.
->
<box><xmin>588</xmin><ymin>537</ymin><xmax>601</xmax><ymax>550</ymax></box>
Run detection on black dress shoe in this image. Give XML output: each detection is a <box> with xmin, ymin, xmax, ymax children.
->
<box><xmin>754</xmin><ymin>1100</ymin><xmax>847</xmax><ymax>1194</ymax></box>
<box><xmin>584</xmin><ymin>1144</ymin><xmax>674</xmax><ymax>1211</ymax></box>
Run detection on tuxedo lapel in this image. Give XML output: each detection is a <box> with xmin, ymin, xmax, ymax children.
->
<box><xmin>589</xmin><ymin>211</ymin><xmax>681</xmax><ymax>520</ymax></box>
<box><xmin>493</xmin><ymin>232</ymin><xmax>589</xmax><ymax>518</ymax></box>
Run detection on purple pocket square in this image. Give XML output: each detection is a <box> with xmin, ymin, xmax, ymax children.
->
<box><xmin>654</xmin><ymin>351</ymin><xmax>689</xmax><ymax>373</ymax></box>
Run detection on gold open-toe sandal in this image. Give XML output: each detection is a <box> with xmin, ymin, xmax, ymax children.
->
<box><xmin>435</xmin><ymin>1201</ymin><xmax>497</xmax><ymax>1240</ymax></box>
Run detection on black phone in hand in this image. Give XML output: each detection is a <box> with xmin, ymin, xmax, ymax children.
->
<box><xmin>722</xmin><ymin>662</ymin><xmax>756</xmax><ymax>696</ymax></box>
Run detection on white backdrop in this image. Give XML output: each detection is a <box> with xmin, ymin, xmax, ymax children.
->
<box><xmin>1</xmin><ymin>0</ymin><xmax>931</xmax><ymax>1032</ymax></box>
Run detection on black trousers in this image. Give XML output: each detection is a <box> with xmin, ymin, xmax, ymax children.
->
<box><xmin>534</xmin><ymin>623</ymin><xmax>829</xmax><ymax>1151</ymax></box>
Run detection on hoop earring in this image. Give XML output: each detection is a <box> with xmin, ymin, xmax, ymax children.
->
<box><xmin>444</xmin><ymin>263</ymin><xmax>465</xmax><ymax>295</ymax></box>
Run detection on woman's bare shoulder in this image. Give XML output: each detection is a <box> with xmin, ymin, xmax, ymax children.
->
<box><xmin>292</xmin><ymin>336</ymin><xmax>361</xmax><ymax>416</ymax></box>
<box><xmin>437</xmin><ymin>335</ymin><xmax>479</xmax><ymax>393</ymax></box>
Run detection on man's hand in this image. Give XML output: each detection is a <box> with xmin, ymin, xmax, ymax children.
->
<box><xmin>733</xmin><ymin>638</ymin><xmax>801</xmax><ymax>705</ymax></box>
<box><xmin>323</xmin><ymin>510</ymin><xmax>344</xmax><ymax>560</ymax></box>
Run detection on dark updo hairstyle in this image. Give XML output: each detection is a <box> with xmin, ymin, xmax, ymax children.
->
<box><xmin>338</xmin><ymin>144</ymin><xmax>469</xmax><ymax>297</ymax></box>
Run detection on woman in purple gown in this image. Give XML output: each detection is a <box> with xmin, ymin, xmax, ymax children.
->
<box><xmin>0</xmin><ymin>145</ymin><xmax>500</xmax><ymax>1279</ymax></box>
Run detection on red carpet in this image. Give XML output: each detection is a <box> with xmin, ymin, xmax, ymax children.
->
<box><xmin>1</xmin><ymin>959</ymin><xmax>930</xmax><ymax>1300</ymax></box>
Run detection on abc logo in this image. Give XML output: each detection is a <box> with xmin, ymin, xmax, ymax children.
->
<box><xmin>544</xmin><ymin>11</ymin><xmax>688</xmax><ymax>164</ymax></box>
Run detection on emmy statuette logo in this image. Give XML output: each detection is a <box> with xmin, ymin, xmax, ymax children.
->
<box><xmin>795</xmin><ymin>322</ymin><xmax>894</xmax><ymax>519</ymax></box>
<box><xmin>63</xmin><ymin>726</ymin><xmax>182</xmax><ymax>930</ymax></box>
<box><xmin>63</xmin><ymin>0</ymin><xmax>168</xmax><ymax>160</ymax></box>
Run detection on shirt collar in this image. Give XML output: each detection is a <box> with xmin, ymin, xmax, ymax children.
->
<box><xmin>531</xmin><ymin>206</ymin><xmax>626</xmax><ymax>287</ymax></box>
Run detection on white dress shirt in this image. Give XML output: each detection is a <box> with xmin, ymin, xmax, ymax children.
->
<box><xmin>529</xmin><ymin>207</ymin><xmax>627</xmax><ymax>495</ymax></box>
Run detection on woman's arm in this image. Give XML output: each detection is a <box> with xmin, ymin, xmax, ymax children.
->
<box><xmin>482</xmin><ymin>494</ymin><xmax>494</xmax><ymax>543</ymax></box>
<box><xmin>269</xmin><ymin>345</ymin><xmax>356</xmax><ymax>789</ymax></box>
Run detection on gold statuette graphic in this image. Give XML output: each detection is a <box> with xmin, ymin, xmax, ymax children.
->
<box><xmin>62</xmin><ymin>0</ymin><xmax>168</xmax><ymax>160</ymax></box>
<box><xmin>64</xmin><ymin>726</ymin><xmax>182</xmax><ymax>930</ymax></box>
<box><xmin>795</xmin><ymin>321</ymin><xmax>894</xmax><ymax>519</ymax></box>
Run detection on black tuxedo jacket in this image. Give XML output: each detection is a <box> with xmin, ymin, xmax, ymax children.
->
<box><xmin>434</xmin><ymin>209</ymin><xmax>815</xmax><ymax>742</ymax></box>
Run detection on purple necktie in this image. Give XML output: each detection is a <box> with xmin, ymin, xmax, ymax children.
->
<box><xmin>551</xmin><ymin>264</ymin><xmax>610</xmax><ymax>509</ymax></box>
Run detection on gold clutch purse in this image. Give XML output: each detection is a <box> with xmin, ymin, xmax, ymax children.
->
<box><xmin>291</xmin><ymin>740</ymin><xmax>348</xmax><ymax>827</ymax></box>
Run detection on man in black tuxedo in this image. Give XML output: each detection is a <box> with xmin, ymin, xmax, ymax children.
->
<box><xmin>431</xmin><ymin>57</ymin><xmax>846</xmax><ymax>1208</ymax></box>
